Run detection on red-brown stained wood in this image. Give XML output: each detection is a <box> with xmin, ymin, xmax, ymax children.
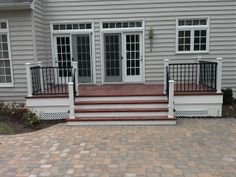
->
<box><xmin>75</xmin><ymin>100</ymin><xmax>168</xmax><ymax>105</ymax></box>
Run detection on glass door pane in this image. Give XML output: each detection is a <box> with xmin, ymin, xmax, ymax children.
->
<box><xmin>72</xmin><ymin>34</ymin><xmax>92</xmax><ymax>83</ymax></box>
<box><xmin>104</xmin><ymin>34</ymin><xmax>122</xmax><ymax>82</ymax></box>
<box><xmin>55</xmin><ymin>36</ymin><xmax>71</xmax><ymax>77</ymax></box>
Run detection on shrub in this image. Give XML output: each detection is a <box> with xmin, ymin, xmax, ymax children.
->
<box><xmin>222</xmin><ymin>88</ymin><xmax>234</xmax><ymax>105</ymax></box>
<box><xmin>23</xmin><ymin>111</ymin><xmax>40</xmax><ymax>127</ymax></box>
<box><xmin>0</xmin><ymin>102</ymin><xmax>40</xmax><ymax>127</ymax></box>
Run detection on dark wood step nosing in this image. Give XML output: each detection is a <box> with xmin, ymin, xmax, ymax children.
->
<box><xmin>75</xmin><ymin>100</ymin><xmax>168</xmax><ymax>105</ymax></box>
<box><xmin>75</xmin><ymin>108</ymin><xmax>168</xmax><ymax>113</ymax></box>
<box><xmin>77</xmin><ymin>94</ymin><xmax>166</xmax><ymax>98</ymax></box>
<box><xmin>67</xmin><ymin>116</ymin><xmax>177</xmax><ymax>122</ymax></box>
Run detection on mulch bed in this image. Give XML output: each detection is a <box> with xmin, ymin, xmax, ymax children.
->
<box><xmin>0</xmin><ymin>113</ymin><xmax>65</xmax><ymax>135</ymax></box>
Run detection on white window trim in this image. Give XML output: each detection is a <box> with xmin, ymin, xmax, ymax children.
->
<box><xmin>175</xmin><ymin>17</ymin><xmax>210</xmax><ymax>54</ymax></box>
<box><xmin>0</xmin><ymin>19</ymin><xmax>14</xmax><ymax>87</ymax></box>
<box><xmin>50</xmin><ymin>21</ymin><xmax>96</xmax><ymax>84</ymax></box>
<box><xmin>100</xmin><ymin>18</ymin><xmax>145</xmax><ymax>84</ymax></box>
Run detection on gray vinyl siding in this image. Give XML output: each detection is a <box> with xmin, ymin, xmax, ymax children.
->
<box><xmin>0</xmin><ymin>10</ymin><xmax>34</xmax><ymax>102</ymax></box>
<box><xmin>33</xmin><ymin>0</ymin><xmax>49</xmax><ymax>65</ymax></box>
<box><xmin>43</xmin><ymin>0</ymin><xmax>236</xmax><ymax>96</ymax></box>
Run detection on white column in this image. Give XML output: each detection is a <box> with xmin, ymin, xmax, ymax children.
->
<box><xmin>68</xmin><ymin>82</ymin><xmax>75</xmax><ymax>119</ymax></box>
<box><xmin>72</xmin><ymin>61</ymin><xmax>79</xmax><ymax>95</ymax></box>
<box><xmin>216</xmin><ymin>57</ymin><xmax>223</xmax><ymax>93</ymax></box>
<box><xmin>196</xmin><ymin>56</ymin><xmax>202</xmax><ymax>84</ymax></box>
<box><xmin>37</xmin><ymin>61</ymin><xmax>44</xmax><ymax>92</ymax></box>
<box><xmin>168</xmin><ymin>80</ymin><xmax>175</xmax><ymax>118</ymax></box>
<box><xmin>163</xmin><ymin>59</ymin><xmax>169</xmax><ymax>94</ymax></box>
<box><xmin>25</xmin><ymin>63</ymin><xmax>33</xmax><ymax>97</ymax></box>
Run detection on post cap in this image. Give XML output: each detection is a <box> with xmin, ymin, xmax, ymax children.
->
<box><xmin>164</xmin><ymin>59</ymin><xmax>169</xmax><ymax>62</ymax></box>
<box><xmin>217</xmin><ymin>57</ymin><xmax>223</xmax><ymax>60</ymax></box>
<box><xmin>197</xmin><ymin>56</ymin><xmax>202</xmax><ymax>61</ymax></box>
<box><xmin>68</xmin><ymin>82</ymin><xmax>74</xmax><ymax>85</ymax></box>
<box><xmin>25</xmin><ymin>63</ymin><xmax>31</xmax><ymax>66</ymax></box>
<box><xmin>169</xmin><ymin>80</ymin><xmax>175</xmax><ymax>83</ymax></box>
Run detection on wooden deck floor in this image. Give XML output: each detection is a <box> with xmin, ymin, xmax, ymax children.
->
<box><xmin>79</xmin><ymin>84</ymin><xmax>164</xmax><ymax>96</ymax></box>
<box><xmin>29</xmin><ymin>83</ymin><xmax>220</xmax><ymax>98</ymax></box>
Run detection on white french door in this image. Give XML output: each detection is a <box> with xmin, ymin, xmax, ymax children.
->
<box><xmin>123</xmin><ymin>33</ymin><xmax>143</xmax><ymax>83</ymax></box>
<box><xmin>53</xmin><ymin>34</ymin><xmax>93</xmax><ymax>84</ymax></box>
<box><xmin>53</xmin><ymin>35</ymin><xmax>72</xmax><ymax>84</ymax></box>
<box><xmin>103</xmin><ymin>32</ymin><xmax>143</xmax><ymax>83</ymax></box>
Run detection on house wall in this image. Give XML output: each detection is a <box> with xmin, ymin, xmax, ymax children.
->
<box><xmin>43</xmin><ymin>0</ymin><xmax>236</xmax><ymax>96</ymax></box>
<box><xmin>33</xmin><ymin>0</ymin><xmax>49</xmax><ymax>65</ymax></box>
<box><xmin>0</xmin><ymin>10</ymin><xmax>35</xmax><ymax>102</ymax></box>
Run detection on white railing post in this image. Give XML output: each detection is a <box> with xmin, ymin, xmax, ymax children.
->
<box><xmin>68</xmin><ymin>82</ymin><xmax>75</xmax><ymax>119</ymax></box>
<box><xmin>216</xmin><ymin>57</ymin><xmax>223</xmax><ymax>93</ymax></box>
<box><xmin>164</xmin><ymin>59</ymin><xmax>169</xmax><ymax>94</ymax></box>
<box><xmin>25</xmin><ymin>63</ymin><xmax>33</xmax><ymax>97</ymax></box>
<box><xmin>168</xmin><ymin>80</ymin><xmax>175</xmax><ymax>118</ymax></box>
<box><xmin>196</xmin><ymin>56</ymin><xmax>202</xmax><ymax>84</ymax></box>
<box><xmin>37</xmin><ymin>61</ymin><xmax>44</xmax><ymax>92</ymax></box>
<box><xmin>72</xmin><ymin>61</ymin><xmax>79</xmax><ymax>95</ymax></box>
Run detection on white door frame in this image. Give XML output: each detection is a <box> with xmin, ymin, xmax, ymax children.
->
<box><xmin>50</xmin><ymin>22</ymin><xmax>96</xmax><ymax>84</ymax></box>
<box><xmin>100</xmin><ymin>19</ymin><xmax>145</xmax><ymax>84</ymax></box>
<box><xmin>101</xmin><ymin>32</ymin><xmax>144</xmax><ymax>84</ymax></box>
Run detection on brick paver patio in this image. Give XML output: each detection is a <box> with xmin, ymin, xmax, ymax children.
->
<box><xmin>0</xmin><ymin>119</ymin><xmax>235</xmax><ymax>177</ymax></box>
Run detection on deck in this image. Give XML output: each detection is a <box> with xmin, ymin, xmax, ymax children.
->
<box><xmin>29</xmin><ymin>83</ymin><xmax>220</xmax><ymax>98</ymax></box>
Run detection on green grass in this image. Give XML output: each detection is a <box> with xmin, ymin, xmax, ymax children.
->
<box><xmin>0</xmin><ymin>122</ymin><xmax>14</xmax><ymax>135</ymax></box>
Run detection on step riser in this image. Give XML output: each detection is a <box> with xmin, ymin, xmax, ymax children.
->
<box><xmin>76</xmin><ymin>112</ymin><xmax>168</xmax><ymax>117</ymax></box>
<box><xmin>67</xmin><ymin>121</ymin><xmax>176</xmax><ymax>126</ymax></box>
<box><xmin>77</xmin><ymin>96</ymin><xmax>166</xmax><ymax>101</ymax></box>
<box><xmin>77</xmin><ymin>104</ymin><xmax>168</xmax><ymax>109</ymax></box>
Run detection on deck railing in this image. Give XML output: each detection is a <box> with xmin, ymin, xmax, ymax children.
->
<box><xmin>169</xmin><ymin>62</ymin><xmax>217</xmax><ymax>92</ymax></box>
<box><xmin>30</xmin><ymin>66</ymin><xmax>73</xmax><ymax>95</ymax></box>
<box><xmin>25</xmin><ymin>62</ymin><xmax>79</xmax><ymax>96</ymax></box>
<box><xmin>166</xmin><ymin>58</ymin><xmax>221</xmax><ymax>93</ymax></box>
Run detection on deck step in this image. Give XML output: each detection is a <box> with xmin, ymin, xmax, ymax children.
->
<box><xmin>67</xmin><ymin>116</ymin><xmax>176</xmax><ymax>121</ymax></box>
<box><xmin>75</xmin><ymin>108</ymin><xmax>168</xmax><ymax>113</ymax></box>
<box><xmin>66</xmin><ymin>116</ymin><xmax>176</xmax><ymax>125</ymax></box>
<box><xmin>75</xmin><ymin>100</ymin><xmax>168</xmax><ymax>105</ymax></box>
<box><xmin>77</xmin><ymin>93</ymin><xmax>166</xmax><ymax>97</ymax></box>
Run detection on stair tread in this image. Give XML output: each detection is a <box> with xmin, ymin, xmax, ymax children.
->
<box><xmin>67</xmin><ymin>116</ymin><xmax>176</xmax><ymax>121</ymax></box>
<box><xmin>77</xmin><ymin>94</ymin><xmax>166</xmax><ymax>97</ymax></box>
<box><xmin>75</xmin><ymin>108</ymin><xmax>168</xmax><ymax>113</ymax></box>
<box><xmin>75</xmin><ymin>100</ymin><xmax>168</xmax><ymax>105</ymax></box>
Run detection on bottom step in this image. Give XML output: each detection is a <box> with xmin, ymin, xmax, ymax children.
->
<box><xmin>66</xmin><ymin>116</ymin><xmax>177</xmax><ymax>126</ymax></box>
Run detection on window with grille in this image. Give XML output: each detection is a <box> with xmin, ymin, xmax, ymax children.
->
<box><xmin>0</xmin><ymin>21</ymin><xmax>12</xmax><ymax>85</ymax></box>
<box><xmin>53</xmin><ymin>23</ymin><xmax>92</xmax><ymax>31</ymax></box>
<box><xmin>102</xmin><ymin>21</ymin><xmax>143</xmax><ymax>29</ymax></box>
<box><xmin>176</xmin><ymin>18</ymin><xmax>209</xmax><ymax>53</ymax></box>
